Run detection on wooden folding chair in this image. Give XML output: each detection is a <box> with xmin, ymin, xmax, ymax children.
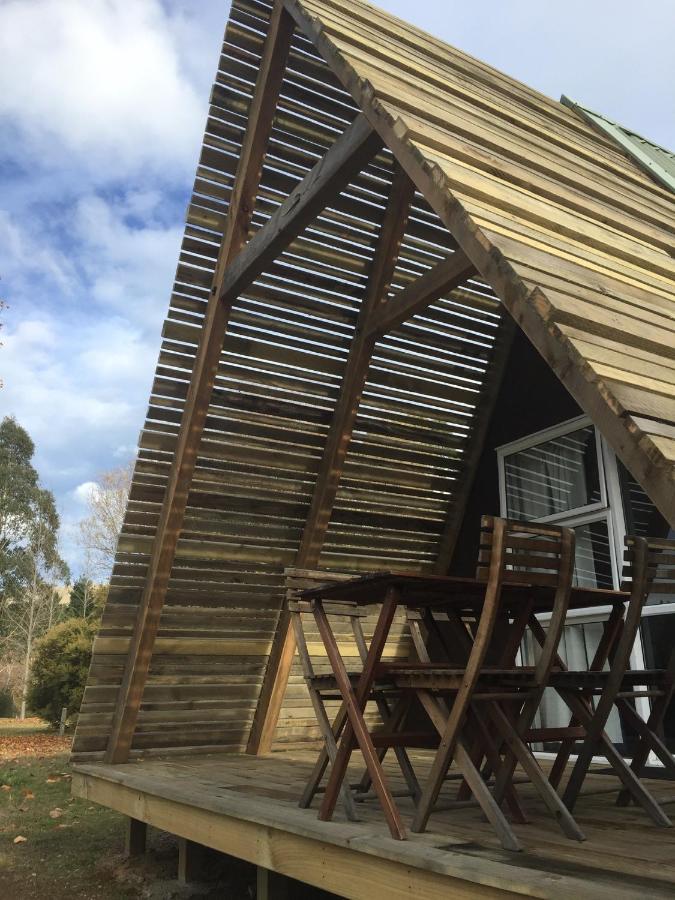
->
<box><xmin>286</xmin><ymin>568</ymin><xmax>420</xmax><ymax>821</ymax></box>
<box><xmin>388</xmin><ymin>517</ymin><xmax>584</xmax><ymax>849</ymax></box>
<box><xmin>546</xmin><ymin>536</ymin><xmax>675</xmax><ymax>824</ymax></box>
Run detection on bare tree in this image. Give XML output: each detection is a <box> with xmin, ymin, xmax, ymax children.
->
<box><xmin>78</xmin><ymin>462</ymin><xmax>133</xmax><ymax>578</ymax></box>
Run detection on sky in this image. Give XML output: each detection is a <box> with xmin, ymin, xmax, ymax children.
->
<box><xmin>1</xmin><ymin>0</ymin><xmax>674</xmax><ymax>577</ymax></box>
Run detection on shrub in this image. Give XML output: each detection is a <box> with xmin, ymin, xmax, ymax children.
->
<box><xmin>27</xmin><ymin>618</ymin><xmax>98</xmax><ymax>728</ymax></box>
<box><xmin>0</xmin><ymin>688</ymin><xmax>15</xmax><ymax>717</ymax></box>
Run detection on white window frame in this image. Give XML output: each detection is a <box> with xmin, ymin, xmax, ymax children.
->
<box><xmin>497</xmin><ymin>413</ymin><xmax>655</xmax><ymax>758</ymax></box>
<box><xmin>497</xmin><ymin>414</ymin><xmax>609</xmax><ymax>526</ymax></box>
<box><xmin>497</xmin><ymin>415</ymin><xmax>620</xmax><ymax>601</ymax></box>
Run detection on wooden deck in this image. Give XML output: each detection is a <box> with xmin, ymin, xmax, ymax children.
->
<box><xmin>72</xmin><ymin>748</ymin><xmax>675</xmax><ymax>899</ymax></box>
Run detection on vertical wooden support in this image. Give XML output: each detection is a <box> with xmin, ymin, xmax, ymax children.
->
<box><xmin>433</xmin><ymin>310</ymin><xmax>516</xmax><ymax>573</ymax></box>
<box><xmin>257</xmin><ymin>866</ymin><xmax>290</xmax><ymax>900</ymax></box>
<box><xmin>124</xmin><ymin>817</ymin><xmax>147</xmax><ymax>857</ymax></box>
<box><xmin>104</xmin><ymin>2</ymin><xmax>295</xmax><ymax>764</ymax></box>
<box><xmin>247</xmin><ymin>164</ymin><xmax>416</xmax><ymax>755</ymax></box>
<box><xmin>178</xmin><ymin>838</ymin><xmax>207</xmax><ymax>885</ymax></box>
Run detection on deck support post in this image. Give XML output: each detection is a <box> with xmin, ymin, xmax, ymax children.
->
<box><xmin>178</xmin><ymin>838</ymin><xmax>207</xmax><ymax>885</ymax></box>
<box><xmin>124</xmin><ymin>817</ymin><xmax>147</xmax><ymax>857</ymax></box>
<box><xmin>257</xmin><ymin>866</ymin><xmax>290</xmax><ymax>900</ymax></box>
<box><xmin>248</xmin><ymin>163</ymin><xmax>417</xmax><ymax>755</ymax></box>
<box><xmin>103</xmin><ymin>19</ymin><xmax>382</xmax><ymax>763</ymax></box>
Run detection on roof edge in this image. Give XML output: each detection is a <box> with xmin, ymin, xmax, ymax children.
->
<box><xmin>561</xmin><ymin>94</ymin><xmax>675</xmax><ymax>194</ymax></box>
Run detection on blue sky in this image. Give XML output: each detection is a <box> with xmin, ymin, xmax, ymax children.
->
<box><xmin>1</xmin><ymin>0</ymin><xmax>674</xmax><ymax>576</ymax></box>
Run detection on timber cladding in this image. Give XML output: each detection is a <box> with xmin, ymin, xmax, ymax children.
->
<box><xmin>72</xmin><ymin>0</ymin><xmax>503</xmax><ymax>759</ymax></box>
<box><xmin>74</xmin><ymin>0</ymin><xmax>675</xmax><ymax>760</ymax></box>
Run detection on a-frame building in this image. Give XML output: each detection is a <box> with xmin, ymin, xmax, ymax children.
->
<box><xmin>73</xmin><ymin>0</ymin><xmax>675</xmax><ymax>779</ymax></box>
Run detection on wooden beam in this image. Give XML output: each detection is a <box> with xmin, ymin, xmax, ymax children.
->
<box><xmin>367</xmin><ymin>249</ymin><xmax>476</xmax><ymax>337</ymax></box>
<box><xmin>433</xmin><ymin>310</ymin><xmax>516</xmax><ymax>573</ymax></box>
<box><xmin>106</xmin><ymin>116</ymin><xmax>380</xmax><ymax>763</ymax></box>
<box><xmin>178</xmin><ymin>837</ymin><xmax>207</xmax><ymax>884</ymax></box>
<box><xmin>217</xmin><ymin>114</ymin><xmax>382</xmax><ymax>307</ymax></box>
<box><xmin>104</xmin><ymin>2</ymin><xmax>295</xmax><ymax>764</ymax></box>
<box><xmin>247</xmin><ymin>164</ymin><xmax>415</xmax><ymax>755</ymax></box>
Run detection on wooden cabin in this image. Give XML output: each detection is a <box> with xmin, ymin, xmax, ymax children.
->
<box><xmin>71</xmin><ymin>0</ymin><xmax>675</xmax><ymax>896</ymax></box>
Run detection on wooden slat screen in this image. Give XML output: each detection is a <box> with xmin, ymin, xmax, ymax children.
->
<box><xmin>72</xmin><ymin>0</ymin><xmax>526</xmax><ymax>759</ymax></box>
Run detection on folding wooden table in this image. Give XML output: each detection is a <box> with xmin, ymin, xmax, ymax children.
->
<box><xmin>301</xmin><ymin>572</ymin><xmax>633</xmax><ymax>844</ymax></box>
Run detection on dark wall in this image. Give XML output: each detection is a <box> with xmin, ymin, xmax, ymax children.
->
<box><xmin>450</xmin><ymin>327</ymin><xmax>580</xmax><ymax>575</ymax></box>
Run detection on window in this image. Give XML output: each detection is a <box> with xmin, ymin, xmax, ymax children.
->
<box><xmin>498</xmin><ymin>415</ymin><xmax>675</xmax><ymax>759</ymax></box>
<box><xmin>498</xmin><ymin>415</ymin><xmax>617</xmax><ymax>591</ymax></box>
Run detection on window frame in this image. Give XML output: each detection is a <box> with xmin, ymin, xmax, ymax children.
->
<box><xmin>497</xmin><ymin>414</ymin><xmax>609</xmax><ymax>525</ymax></box>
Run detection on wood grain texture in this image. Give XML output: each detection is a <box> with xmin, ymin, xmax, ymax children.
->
<box><xmin>76</xmin><ymin>0</ymin><xmax>674</xmax><ymax>764</ymax></box>
<box><xmin>72</xmin><ymin>751</ymin><xmax>675</xmax><ymax>899</ymax></box>
<box><xmin>285</xmin><ymin>0</ymin><xmax>675</xmax><ymax>525</ymax></box>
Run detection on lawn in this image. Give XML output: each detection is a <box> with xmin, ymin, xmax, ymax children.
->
<box><xmin>0</xmin><ymin>718</ymin><xmax>332</xmax><ymax>899</ymax></box>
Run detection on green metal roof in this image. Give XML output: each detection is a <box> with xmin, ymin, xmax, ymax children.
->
<box><xmin>561</xmin><ymin>94</ymin><xmax>675</xmax><ymax>194</ymax></box>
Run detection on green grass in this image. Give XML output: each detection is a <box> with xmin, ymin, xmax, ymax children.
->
<box><xmin>0</xmin><ymin>752</ymin><xmax>141</xmax><ymax>899</ymax></box>
<box><xmin>0</xmin><ymin>720</ymin><xmax>337</xmax><ymax>898</ymax></box>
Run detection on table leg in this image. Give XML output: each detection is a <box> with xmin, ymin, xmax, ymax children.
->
<box><xmin>314</xmin><ymin>589</ymin><xmax>406</xmax><ymax>840</ymax></box>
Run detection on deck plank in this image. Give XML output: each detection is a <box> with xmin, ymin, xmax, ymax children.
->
<box><xmin>73</xmin><ymin>749</ymin><xmax>675</xmax><ymax>900</ymax></box>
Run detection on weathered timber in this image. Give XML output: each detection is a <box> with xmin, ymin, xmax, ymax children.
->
<box><xmin>367</xmin><ymin>249</ymin><xmax>477</xmax><ymax>337</ymax></box>
<box><xmin>104</xmin><ymin>3</ymin><xmax>295</xmax><ymax>764</ymax></box>
<box><xmin>247</xmin><ymin>163</ymin><xmax>415</xmax><ymax>755</ymax></box>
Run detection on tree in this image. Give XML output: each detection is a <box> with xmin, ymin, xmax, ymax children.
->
<box><xmin>27</xmin><ymin>618</ymin><xmax>98</xmax><ymax>729</ymax></box>
<box><xmin>78</xmin><ymin>462</ymin><xmax>133</xmax><ymax>578</ymax></box>
<box><xmin>0</xmin><ymin>417</ymin><xmax>70</xmax><ymax>716</ymax></box>
<box><xmin>66</xmin><ymin>576</ymin><xmax>106</xmax><ymax>620</ymax></box>
<box><xmin>0</xmin><ymin>416</ymin><xmax>40</xmax><ymax>609</ymax></box>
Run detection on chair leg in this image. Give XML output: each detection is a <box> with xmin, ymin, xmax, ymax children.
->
<box><xmin>414</xmin><ymin>690</ymin><xmax>522</xmax><ymax>851</ymax></box>
<box><xmin>561</xmin><ymin>691</ymin><xmax>672</xmax><ymax>827</ymax></box>
<box><xmin>615</xmin><ymin>697</ymin><xmax>675</xmax><ymax>775</ymax></box>
<box><xmin>489</xmin><ymin>702</ymin><xmax>585</xmax><ymax>842</ymax></box>
<box><xmin>616</xmin><ymin>691</ymin><xmax>675</xmax><ymax>806</ymax></box>
<box><xmin>299</xmin><ymin>700</ymin><xmax>358</xmax><ymax>821</ymax></box>
<box><xmin>471</xmin><ymin>706</ymin><xmax>528</xmax><ymax>824</ymax></box>
<box><xmin>315</xmin><ymin>594</ymin><xmax>406</xmax><ymax>840</ymax></box>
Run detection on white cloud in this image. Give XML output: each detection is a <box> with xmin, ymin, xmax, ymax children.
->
<box><xmin>73</xmin><ymin>481</ymin><xmax>98</xmax><ymax>504</ymax></box>
<box><xmin>72</xmin><ymin>192</ymin><xmax>183</xmax><ymax>328</ymax></box>
<box><xmin>0</xmin><ymin>210</ymin><xmax>76</xmax><ymax>296</ymax></box>
<box><xmin>0</xmin><ymin>0</ymin><xmax>208</xmax><ymax>179</ymax></box>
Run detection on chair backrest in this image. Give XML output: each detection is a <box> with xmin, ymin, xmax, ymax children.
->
<box><xmin>476</xmin><ymin>516</ymin><xmax>575</xmax><ymax>684</ymax></box>
<box><xmin>285</xmin><ymin>568</ymin><xmax>368</xmax><ymax>679</ymax></box>
<box><xmin>476</xmin><ymin>515</ymin><xmax>574</xmax><ymax>587</ymax></box>
<box><xmin>623</xmin><ymin>536</ymin><xmax>675</xmax><ymax>598</ymax></box>
<box><xmin>622</xmin><ymin>537</ymin><xmax>675</xmax><ymax>677</ymax></box>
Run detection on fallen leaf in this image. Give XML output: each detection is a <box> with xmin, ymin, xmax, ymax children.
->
<box><xmin>0</xmin><ymin>733</ymin><xmax>71</xmax><ymax>762</ymax></box>
<box><xmin>13</xmin><ymin>835</ymin><xmax>27</xmax><ymax>844</ymax></box>
<box><xmin>18</xmin><ymin>803</ymin><xmax>30</xmax><ymax>812</ymax></box>
<box><xmin>45</xmin><ymin>775</ymin><xmax>61</xmax><ymax>784</ymax></box>
<box><xmin>49</xmin><ymin>808</ymin><xmax>63</xmax><ymax>819</ymax></box>
<box><xmin>1</xmin><ymin>784</ymin><xmax>12</xmax><ymax>791</ymax></box>
<box><xmin>21</xmin><ymin>789</ymin><xmax>34</xmax><ymax>800</ymax></box>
